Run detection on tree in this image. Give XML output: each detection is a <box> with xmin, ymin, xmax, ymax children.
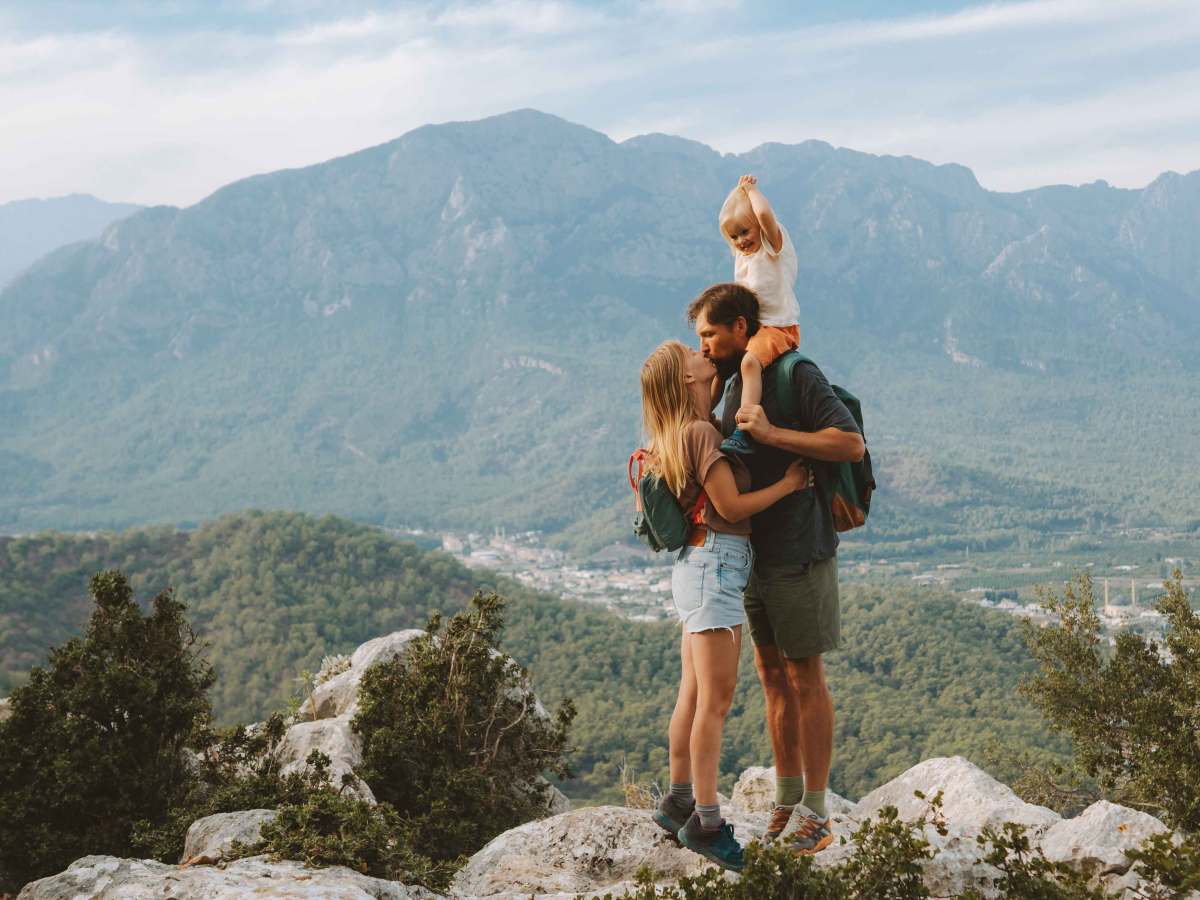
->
<box><xmin>0</xmin><ymin>571</ymin><xmax>214</xmax><ymax>888</ymax></box>
<box><xmin>352</xmin><ymin>591</ymin><xmax>576</xmax><ymax>862</ymax></box>
<box><xmin>1019</xmin><ymin>572</ymin><xmax>1200</xmax><ymax>830</ymax></box>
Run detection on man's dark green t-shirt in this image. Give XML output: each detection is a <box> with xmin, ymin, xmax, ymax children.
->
<box><xmin>719</xmin><ymin>356</ymin><xmax>861</xmax><ymax>566</ymax></box>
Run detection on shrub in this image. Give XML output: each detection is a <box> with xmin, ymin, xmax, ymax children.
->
<box><xmin>353</xmin><ymin>590</ymin><xmax>576</xmax><ymax>862</ymax></box>
<box><xmin>0</xmin><ymin>571</ymin><xmax>214</xmax><ymax>888</ymax></box>
<box><xmin>1019</xmin><ymin>572</ymin><xmax>1200</xmax><ymax>830</ymax></box>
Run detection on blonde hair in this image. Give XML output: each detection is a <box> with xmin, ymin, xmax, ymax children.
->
<box><xmin>640</xmin><ymin>340</ymin><xmax>701</xmax><ymax>497</ymax></box>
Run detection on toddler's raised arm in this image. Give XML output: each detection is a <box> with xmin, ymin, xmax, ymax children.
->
<box><xmin>738</xmin><ymin>174</ymin><xmax>782</xmax><ymax>253</ymax></box>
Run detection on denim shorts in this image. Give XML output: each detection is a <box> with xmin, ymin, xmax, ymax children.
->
<box><xmin>671</xmin><ymin>530</ymin><xmax>754</xmax><ymax>633</ymax></box>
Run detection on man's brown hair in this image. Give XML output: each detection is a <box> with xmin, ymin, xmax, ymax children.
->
<box><xmin>686</xmin><ymin>283</ymin><xmax>760</xmax><ymax>336</ymax></box>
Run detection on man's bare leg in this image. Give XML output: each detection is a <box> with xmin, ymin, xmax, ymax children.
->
<box><xmin>782</xmin><ymin>654</ymin><xmax>834</xmax><ymax>793</ymax></box>
<box><xmin>753</xmin><ymin>644</ymin><xmax>805</xmax><ymax>778</ymax></box>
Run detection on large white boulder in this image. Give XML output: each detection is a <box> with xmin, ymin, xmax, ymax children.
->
<box><xmin>452</xmin><ymin>806</ymin><xmax>713</xmax><ymax>897</ymax></box>
<box><xmin>307</xmin><ymin>630</ymin><xmax>425</xmax><ymax>720</ymax></box>
<box><xmin>15</xmin><ymin>855</ymin><xmax>438</xmax><ymax>899</ymax></box>
<box><xmin>729</xmin><ymin>766</ymin><xmax>856</xmax><ymax>816</ymax></box>
<box><xmin>277</xmin><ymin>716</ymin><xmax>375</xmax><ymax>803</ymax></box>
<box><xmin>0</xmin><ymin>696</ymin><xmax>11</xmax><ymax>722</ymax></box>
<box><xmin>180</xmin><ymin>810</ymin><xmax>277</xmax><ymax>864</ymax></box>
<box><xmin>855</xmin><ymin>756</ymin><xmax>1061</xmax><ymax>835</ymax></box>
<box><xmin>1040</xmin><ymin>800</ymin><xmax>1169</xmax><ymax>874</ymax></box>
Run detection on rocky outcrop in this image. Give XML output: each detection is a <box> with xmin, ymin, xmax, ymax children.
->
<box><xmin>0</xmin><ymin>696</ymin><xmax>11</xmax><ymax>722</ymax></box>
<box><xmin>730</xmin><ymin>765</ymin><xmax>855</xmax><ymax>816</ymax></box>
<box><xmin>277</xmin><ymin>716</ymin><xmax>375</xmax><ymax>803</ymax></box>
<box><xmin>180</xmin><ymin>810</ymin><xmax>277</xmax><ymax>864</ymax></box>
<box><xmin>854</xmin><ymin>755</ymin><xmax>1061</xmax><ymax>834</ymax></box>
<box><xmin>307</xmin><ymin>630</ymin><xmax>425</xmax><ymax>720</ymax></box>
<box><xmin>1040</xmin><ymin>800</ymin><xmax>1170</xmax><ymax>874</ymax></box>
<box><xmin>16</xmin><ymin>855</ymin><xmax>438</xmax><ymax>899</ymax></box>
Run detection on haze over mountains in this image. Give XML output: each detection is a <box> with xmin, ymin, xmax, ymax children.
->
<box><xmin>0</xmin><ymin>194</ymin><xmax>142</xmax><ymax>288</ymax></box>
<box><xmin>1</xmin><ymin>110</ymin><xmax>1197</xmax><ymax>550</ymax></box>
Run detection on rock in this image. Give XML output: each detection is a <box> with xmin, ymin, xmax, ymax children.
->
<box><xmin>180</xmin><ymin>810</ymin><xmax>277</xmax><ymax>864</ymax></box>
<box><xmin>277</xmin><ymin>716</ymin><xmax>375</xmax><ymax>803</ymax></box>
<box><xmin>452</xmin><ymin>806</ymin><xmax>715</xmax><ymax>897</ymax></box>
<box><xmin>729</xmin><ymin>766</ymin><xmax>856</xmax><ymax>816</ymax></box>
<box><xmin>16</xmin><ymin>854</ymin><xmax>438</xmax><ymax>899</ymax></box>
<box><xmin>855</xmin><ymin>756</ymin><xmax>1060</xmax><ymax>835</ymax></box>
<box><xmin>1039</xmin><ymin>800</ymin><xmax>1169</xmax><ymax>874</ymax></box>
<box><xmin>308</xmin><ymin>630</ymin><xmax>425</xmax><ymax>720</ymax></box>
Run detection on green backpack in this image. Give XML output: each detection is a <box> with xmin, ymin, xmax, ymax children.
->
<box><xmin>628</xmin><ymin>449</ymin><xmax>706</xmax><ymax>553</ymax></box>
<box><xmin>772</xmin><ymin>351</ymin><xmax>875</xmax><ymax>532</ymax></box>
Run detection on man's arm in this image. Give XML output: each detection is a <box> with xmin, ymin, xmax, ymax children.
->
<box><xmin>735</xmin><ymin>405</ymin><xmax>864</xmax><ymax>461</ymax></box>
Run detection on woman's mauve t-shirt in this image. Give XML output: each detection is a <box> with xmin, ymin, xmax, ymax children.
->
<box><xmin>675</xmin><ymin>420</ymin><xmax>752</xmax><ymax>536</ymax></box>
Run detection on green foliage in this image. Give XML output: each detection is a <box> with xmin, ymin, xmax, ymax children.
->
<box><xmin>0</xmin><ymin>512</ymin><xmax>1072</xmax><ymax>802</ymax></box>
<box><xmin>353</xmin><ymin>591</ymin><xmax>576</xmax><ymax>862</ymax></box>
<box><xmin>1020</xmin><ymin>572</ymin><xmax>1200</xmax><ymax>830</ymax></box>
<box><xmin>0</xmin><ymin>571</ymin><xmax>214</xmax><ymax>888</ymax></box>
<box><xmin>1124</xmin><ymin>831</ymin><xmax>1200</xmax><ymax>899</ymax></box>
<box><xmin>606</xmin><ymin>793</ymin><xmax>946</xmax><ymax>899</ymax></box>
<box><xmin>248</xmin><ymin>750</ymin><xmax>457</xmax><ymax>892</ymax></box>
<box><xmin>967</xmin><ymin>822</ymin><xmax>1111</xmax><ymax>899</ymax></box>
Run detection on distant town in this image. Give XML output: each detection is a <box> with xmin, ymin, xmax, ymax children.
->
<box><xmin>387</xmin><ymin>527</ymin><xmax>1194</xmax><ymax>644</ymax></box>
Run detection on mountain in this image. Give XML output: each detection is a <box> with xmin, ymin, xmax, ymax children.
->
<box><xmin>1</xmin><ymin>110</ymin><xmax>1197</xmax><ymax>550</ymax></box>
<box><xmin>0</xmin><ymin>511</ymin><xmax>1068</xmax><ymax>801</ymax></box>
<box><xmin>0</xmin><ymin>194</ymin><xmax>142</xmax><ymax>287</ymax></box>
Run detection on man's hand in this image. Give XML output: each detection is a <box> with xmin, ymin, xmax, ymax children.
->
<box><xmin>735</xmin><ymin>404</ymin><xmax>772</xmax><ymax>441</ymax></box>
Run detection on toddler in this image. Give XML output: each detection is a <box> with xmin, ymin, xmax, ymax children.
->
<box><xmin>717</xmin><ymin>174</ymin><xmax>800</xmax><ymax>457</ymax></box>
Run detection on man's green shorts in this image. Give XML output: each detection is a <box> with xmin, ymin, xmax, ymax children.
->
<box><xmin>743</xmin><ymin>556</ymin><xmax>841</xmax><ymax>659</ymax></box>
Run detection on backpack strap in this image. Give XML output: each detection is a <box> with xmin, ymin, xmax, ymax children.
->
<box><xmin>629</xmin><ymin>449</ymin><xmax>708</xmax><ymax>524</ymax></box>
<box><xmin>771</xmin><ymin>350</ymin><xmax>812</xmax><ymax>428</ymax></box>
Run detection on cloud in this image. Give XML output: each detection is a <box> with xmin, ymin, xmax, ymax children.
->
<box><xmin>0</xmin><ymin>0</ymin><xmax>1197</xmax><ymax>205</ymax></box>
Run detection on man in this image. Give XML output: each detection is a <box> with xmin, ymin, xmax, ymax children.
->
<box><xmin>688</xmin><ymin>282</ymin><xmax>864</xmax><ymax>855</ymax></box>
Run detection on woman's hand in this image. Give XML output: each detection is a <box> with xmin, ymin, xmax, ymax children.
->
<box><xmin>784</xmin><ymin>459</ymin><xmax>814</xmax><ymax>491</ymax></box>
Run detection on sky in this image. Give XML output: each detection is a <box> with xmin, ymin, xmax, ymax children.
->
<box><xmin>2</xmin><ymin>0</ymin><xmax>1199</xmax><ymax>207</ymax></box>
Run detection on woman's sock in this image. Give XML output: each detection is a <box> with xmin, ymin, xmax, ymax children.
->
<box><xmin>801</xmin><ymin>788</ymin><xmax>828</xmax><ymax>819</ymax></box>
<box><xmin>776</xmin><ymin>774</ymin><xmax>805</xmax><ymax>808</ymax></box>
<box><xmin>669</xmin><ymin>782</ymin><xmax>695</xmax><ymax>806</ymax></box>
<box><xmin>697</xmin><ymin>802</ymin><xmax>722</xmax><ymax>830</ymax></box>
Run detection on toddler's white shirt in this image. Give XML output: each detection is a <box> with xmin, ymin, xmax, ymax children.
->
<box><xmin>733</xmin><ymin>223</ymin><xmax>800</xmax><ymax>328</ymax></box>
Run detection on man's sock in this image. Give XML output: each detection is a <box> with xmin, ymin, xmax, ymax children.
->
<box><xmin>669</xmin><ymin>782</ymin><xmax>694</xmax><ymax>807</ymax></box>
<box><xmin>697</xmin><ymin>802</ymin><xmax>722</xmax><ymax>830</ymax></box>
<box><xmin>801</xmin><ymin>788</ymin><xmax>828</xmax><ymax>819</ymax></box>
<box><xmin>776</xmin><ymin>774</ymin><xmax>805</xmax><ymax>808</ymax></box>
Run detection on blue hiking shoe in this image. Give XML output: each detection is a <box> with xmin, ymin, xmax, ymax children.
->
<box><xmin>653</xmin><ymin>794</ymin><xmax>694</xmax><ymax>840</ymax></box>
<box><xmin>719</xmin><ymin>428</ymin><xmax>755</xmax><ymax>457</ymax></box>
<box><xmin>677</xmin><ymin>813</ymin><xmax>745</xmax><ymax>872</ymax></box>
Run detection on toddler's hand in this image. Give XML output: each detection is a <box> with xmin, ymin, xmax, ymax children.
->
<box><xmin>738</xmin><ymin>174</ymin><xmax>758</xmax><ymax>192</ymax></box>
<box><xmin>735</xmin><ymin>404</ymin><xmax>769</xmax><ymax>440</ymax></box>
<box><xmin>784</xmin><ymin>460</ymin><xmax>814</xmax><ymax>491</ymax></box>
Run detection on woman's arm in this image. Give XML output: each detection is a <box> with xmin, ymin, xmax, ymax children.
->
<box><xmin>702</xmin><ymin>457</ymin><xmax>810</xmax><ymax>524</ymax></box>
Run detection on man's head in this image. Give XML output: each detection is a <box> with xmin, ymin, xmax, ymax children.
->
<box><xmin>719</xmin><ymin>189</ymin><xmax>760</xmax><ymax>255</ymax></box>
<box><xmin>687</xmin><ymin>283</ymin><xmax>760</xmax><ymax>377</ymax></box>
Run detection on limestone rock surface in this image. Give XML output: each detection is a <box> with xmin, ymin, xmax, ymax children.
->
<box><xmin>308</xmin><ymin>629</ymin><xmax>425</xmax><ymax>720</ymax></box>
<box><xmin>15</xmin><ymin>854</ymin><xmax>438</xmax><ymax>900</ymax></box>
<box><xmin>855</xmin><ymin>756</ymin><xmax>1060</xmax><ymax>834</ymax></box>
<box><xmin>181</xmin><ymin>809</ymin><xmax>277</xmax><ymax>863</ymax></box>
<box><xmin>277</xmin><ymin>715</ymin><xmax>375</xmax><ymax>803</ymax></box>
<box><xmin>452</xmin><ymin>805</ymin><xmax>711</xmax><ymax>897</ymax></box>
<box><xmin>1040</xmin><ymin>800</ymin><xmax>1169</xmax><ymax>873</ymax></box>
<box><xmin>0</xmin><ymin>696</ymin><xmax>11</xmax><ymax>722</ymax></box>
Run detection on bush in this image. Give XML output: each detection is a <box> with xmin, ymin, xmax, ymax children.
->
<box><xmin>353</xmin><ymin>590</ymin><xmax>576</xmax><ymax>862</ymax></box>
<box><xmin>247</xmin><ymin>750</ymin><xmax>457</xmax><ymax>891</ymax></box>
<box><xmin>1019</xmin><ymin>572</ymin><xmax>1200</xmax><ymax>830</ymax></box>
<box><xmin>0</xmin><ymin>571</ymin><xmax>214</xmax><ymax>888</ymax></box>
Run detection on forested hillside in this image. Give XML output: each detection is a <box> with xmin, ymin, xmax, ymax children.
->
<box><xmin>0</xmin><ymin>511</ymin><xmax>1070</xmax><ymax>800</ymax></box>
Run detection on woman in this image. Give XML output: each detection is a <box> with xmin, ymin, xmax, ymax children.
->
<box><xmin>640</xmin><ymin>340</ymin><xmax>810</xmax><ymax>871</ymax></box>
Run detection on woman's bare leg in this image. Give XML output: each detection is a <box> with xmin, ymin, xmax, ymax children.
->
<box><xmin>668</xmin><ymin>625</ymin><xmax>698</xmax><ymax>785</ymax></box>
<box><xmin>687</xmin><ymin>625</ymin><xmax>743</xmax><ymax>806</ymax></box>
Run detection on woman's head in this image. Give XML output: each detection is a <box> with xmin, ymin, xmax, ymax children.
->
<box><xmin>640</xmin><ymin>340</ymin><xmax>715</xmax><ymax>495</ymax></box>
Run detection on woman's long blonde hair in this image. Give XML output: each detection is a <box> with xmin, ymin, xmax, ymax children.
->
<box><xmin>641</xmin><ymin>340</ymin><xmax>702</xmax><ymax>497</ymax></box>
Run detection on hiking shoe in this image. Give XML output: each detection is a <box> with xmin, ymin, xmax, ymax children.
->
<box><xmin>719</xmin><ymin>428</ymin><xmax>755</xmax><ymax>457</ymax></box>
<box><xmin>784</xmin><ymin>805</ymin><xmax>833</xmax><ymax>855</ymax></box>
<box><xmin>653</xmin><ymin>794</ymin><xmax>695</xmax><ymax>839</ymax></box>
<box><xmin>764</xmin><ymin>803</ymin><xmax>795</xmax><ymax>842</ymax></box>
<box><xmin>677</xmin><ymin>813</ymin><xmax>745</xmax><ymax>872</ymax></box>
